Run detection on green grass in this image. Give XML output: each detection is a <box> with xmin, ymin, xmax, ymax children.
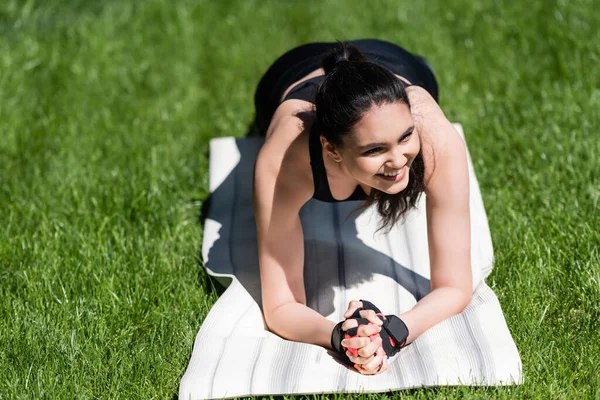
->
<box><xmin>1</xmin><ymin>0</ymin><xmax>599</xmax><ymax>398</ymax></box>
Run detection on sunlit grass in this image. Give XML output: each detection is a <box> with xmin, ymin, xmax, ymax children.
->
<box><xmin>1</xmin><ymin>0</ymin><xmax>598</xmax><ymax>398</ymax></box>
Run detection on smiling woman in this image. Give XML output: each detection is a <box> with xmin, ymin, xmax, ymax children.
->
<box><xmin>332</xmin><ymin>101</ymin><xmax>422</xmax><ymax>228</ymax></box>
<box><xmin>254</xmin><ymin>39</ymin><xmax>437</xmax><ymax>228</ymax></box>
<box><xmin>252</xmin><ymin>39</ymin><xmax>472</xmax><ymax>376</ymax></box>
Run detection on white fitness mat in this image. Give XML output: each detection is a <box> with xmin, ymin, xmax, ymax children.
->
<box><xmin>179</xmin><ymin>124</ymin><xmax>522</xmax><ymax>399</ymax></box>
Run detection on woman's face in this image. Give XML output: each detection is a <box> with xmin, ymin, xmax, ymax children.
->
<box><xmin>335</xmin><ymin>101</ymin><xmax>419</xmax><ymax>194</ymax></box>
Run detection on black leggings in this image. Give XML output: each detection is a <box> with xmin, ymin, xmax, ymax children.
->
<box><xmin>253</xmin><ymin>38</ymin><xmax>439</xmax><ymax>135</ymax></box>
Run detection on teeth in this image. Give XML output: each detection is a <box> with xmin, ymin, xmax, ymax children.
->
<box><xmin>382</xmin><ymin>169</ymin><xmax>401</xmax><ymax>177</ymax></box>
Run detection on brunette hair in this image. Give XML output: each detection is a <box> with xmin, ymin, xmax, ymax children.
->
<box><xmin>315</xmin><ymin>41</ymin><xmax>426</xmax><ymax>232</ymax></box>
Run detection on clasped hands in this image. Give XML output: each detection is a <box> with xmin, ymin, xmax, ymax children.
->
<box><xmin>331</xmin><ymin>300</ymin><xmax>409</xmax><ymax>375</ymax></box>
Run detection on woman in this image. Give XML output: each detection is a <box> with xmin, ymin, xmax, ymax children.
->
<box><xmin>252</xmin><ymin>39</ymin><xmax>472</xmax><ymax>375</ymax></box>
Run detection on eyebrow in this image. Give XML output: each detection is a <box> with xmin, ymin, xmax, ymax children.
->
<box><xmin>357</xmin><ymin>126</ymin><xmax>415</xmax><ymax>151</ymax></box>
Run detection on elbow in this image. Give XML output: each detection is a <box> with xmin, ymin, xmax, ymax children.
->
<box><xmin>456</xmin><ymin>288</ymin><xmax>472</xmax><ymax>314</ymax></box>
<box><xmin>454</xmin><ymin>274</ymin><xmax>473</xmax><ymax>314</ymax></box>
<box><xmin>262</xmin><ymin>301</ymin><xmax>305</xmax><ymax>339</ymax></box>
<box><xmin>263</xmin><ymin>310</ymin><xmax>278</xmax><ymax>333</ymax></box>
<box><xmin>262</xmin><ymin>302</ymin><xmax>289</xmax><ymax>336</ymax></box>
<box><xmin>434</xmin><ymin>284</ymin><xmax>472</xmax><ymax>315</ymax></box>
<box><xmin>262</xmin><ymin>305</ymin><xmax>278</xmax><ymax>332</ymax></box>
<box><xmin>440</xmin><ymin>285</ymin><xmax>472</xmax><ymax>316</ymax></box>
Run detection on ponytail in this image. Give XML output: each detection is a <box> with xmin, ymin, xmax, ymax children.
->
<box><xmin>321</xmin><ymin>41</ymin><xmax>369</xmax><ymax>74</ymax></box>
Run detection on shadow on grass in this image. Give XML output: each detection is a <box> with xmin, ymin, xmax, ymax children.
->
<box><xmin>195</xmin><ymin>117</ymin><xmax>259</xmax><ymax>300</ymax></box>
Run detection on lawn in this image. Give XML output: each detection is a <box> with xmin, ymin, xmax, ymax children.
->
<box><xmin>1</xmin><ymin>0</ymin><xmax>599</xmax><ymax>398</ymax></box>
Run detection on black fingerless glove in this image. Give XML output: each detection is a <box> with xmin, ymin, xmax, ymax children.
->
<box><xmin>378</xmin><ymin>314</ymin><xmax>409</xmax><ymax>357</ymax></box>
<box><xmin>349</xmin><ymin>299</ymin><xmax>409</xmax><ymax>358</ymax></box>
<box><xmin>331</xmin><ymin>317</ymin><xmax>371</xmax><ymax>357</ymax></box>
<box><xmin>331</xmin><ymin>300</ymin><xmax>410</xmax><ymax>359</ymax></box>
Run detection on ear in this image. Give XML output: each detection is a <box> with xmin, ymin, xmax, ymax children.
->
<box><xmin>320</xmin><ymin>136</ymin><xmax>343</xmax><ymax>162</ymax></box>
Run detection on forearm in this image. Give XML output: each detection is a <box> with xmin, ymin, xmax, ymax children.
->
<box><xmin>399</xmin><ymin>286</ymin><xmax>471</xmax><ymax>344</ymax></box>
<box><xmin>265</xmin><ymin>302</ymin><xmax>337</xmax><ymax>350</ymax></box>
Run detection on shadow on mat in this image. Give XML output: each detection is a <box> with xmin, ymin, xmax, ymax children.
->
<box><xmin>198</xmin><ymin>135</ymin><xmax>430</xmax><ymax>319</ymax></box>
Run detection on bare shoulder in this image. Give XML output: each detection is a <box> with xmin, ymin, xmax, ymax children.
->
<box><xmin>405</xmin><ymin>86</ymin><xmax>469</xmax><ymax>200</ymax></box>
<box><xmin>254</xmin><ymin>109</ymin><xmax>315</xmax><ymax>211</ymax></box>
<box><xmin>266</xmin><ymin>98</ymin><xmax>316</xmax><ymax>140</ymax></box>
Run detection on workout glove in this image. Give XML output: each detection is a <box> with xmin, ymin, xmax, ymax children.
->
<box><xmin>331</xmin><ymin>300</ymin><xmax>409</xmax><ymax>359</ymax></box>
<box><xmin>331</xmin><ymin>317</ymin><xmax>380</xmax><ymax>360</ymax></box>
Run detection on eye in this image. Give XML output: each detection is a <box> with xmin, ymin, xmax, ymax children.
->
<box><xmin>400</xmin><ymin>131</ymin><xmax>413</xmax><ymax>142</ymax></box>
<box><xmin>362</xmin><ymin>147</ymin><xmax>382</xmax><ymax>156</ymax></box>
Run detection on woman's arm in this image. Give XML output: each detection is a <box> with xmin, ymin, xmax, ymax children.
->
<box><xmin>253</xmin><ymin>118</ymin><xmax>337</xmax><ymax>350</ymax></box>
<box><xmin>400</xmin><ymin>87</ymin><xmax>473</xmax><ymax>343</ymax></box>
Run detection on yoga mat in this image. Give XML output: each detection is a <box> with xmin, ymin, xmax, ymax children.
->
<box><xmin>179</xmin><ymin>124</ymin><xmax>522</xmax><ymax>399</ymax></box>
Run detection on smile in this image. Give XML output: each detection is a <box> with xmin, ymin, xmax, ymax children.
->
<box><xmin>382</xmin><ymin>169</ymin><xmax>401</xmax><ymax>177</ymax></box>
<box><xmin>376</xmin><ymin>166</ymin><xmax>406</xmax><ymax>182</ymax></box>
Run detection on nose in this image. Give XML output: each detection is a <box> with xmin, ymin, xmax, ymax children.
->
<box><xmin>387</xmin><ymin>146</ymin><xmax>407</xmax><ymax>169</ymax></box>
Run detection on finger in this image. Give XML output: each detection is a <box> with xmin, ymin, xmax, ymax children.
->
<box><xmin>366</xmin><ymin>360</ymin><xmax>384</xmax><ymax>375</ymax></box>
<box><xmin>346</xmin><ymin>350</ymin><xmax>375</xmax><ymax>365</ymax></box>
<box><xmin>377</xmin><ymin>352</ymin><xmax>388</xmax><ymax>374</ymax></box>
<box><xmin>355</xmin><ymin>361</ymin><xmax>375</xmax><ymax>375</ymax></box>
<box><xmin>359</xmin><ymin>309</ymin><xmax>383</xmax><ymax>326</ymax></box>
<box><xmin>359</xmin><ymin>300</ymin><xmax>383</xmax><ymax>314</ymax></box>
<box><xmin>344</xmin><ymin>300</ymin><xmax>363</xmax><ymax>318</ymax></box>
<box><xmin>341</xmin><ymin>336</ymin><xmax>370</xmax><ymax>349</ymax></box>
<box><xmin>341</xmin><ymin>319</ymin><xmax>358</xmax><ymax>332</ymax></box>
<box><xmin>353</xmin><ymin>356</ymin><xmax>375</xmax><ymax>373</ymax></box>
<box><xmin>357</xmin><ymin>323</ymin><xmax>381</xmax><ymax>337</ymax></box>
<box><xmin>361</xmin><ymin>347</ymin><xmax>385</xmax><ymax>374</ymax></box>
<box><xmin>358</xmin><ymin>347</ymin><xmax>384</xmax><ymax>375</ymax></box>
<box><xmin>357</xmin><ymin>337</ymin><xmax>383</xmax><ymax>358</ymax></box>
